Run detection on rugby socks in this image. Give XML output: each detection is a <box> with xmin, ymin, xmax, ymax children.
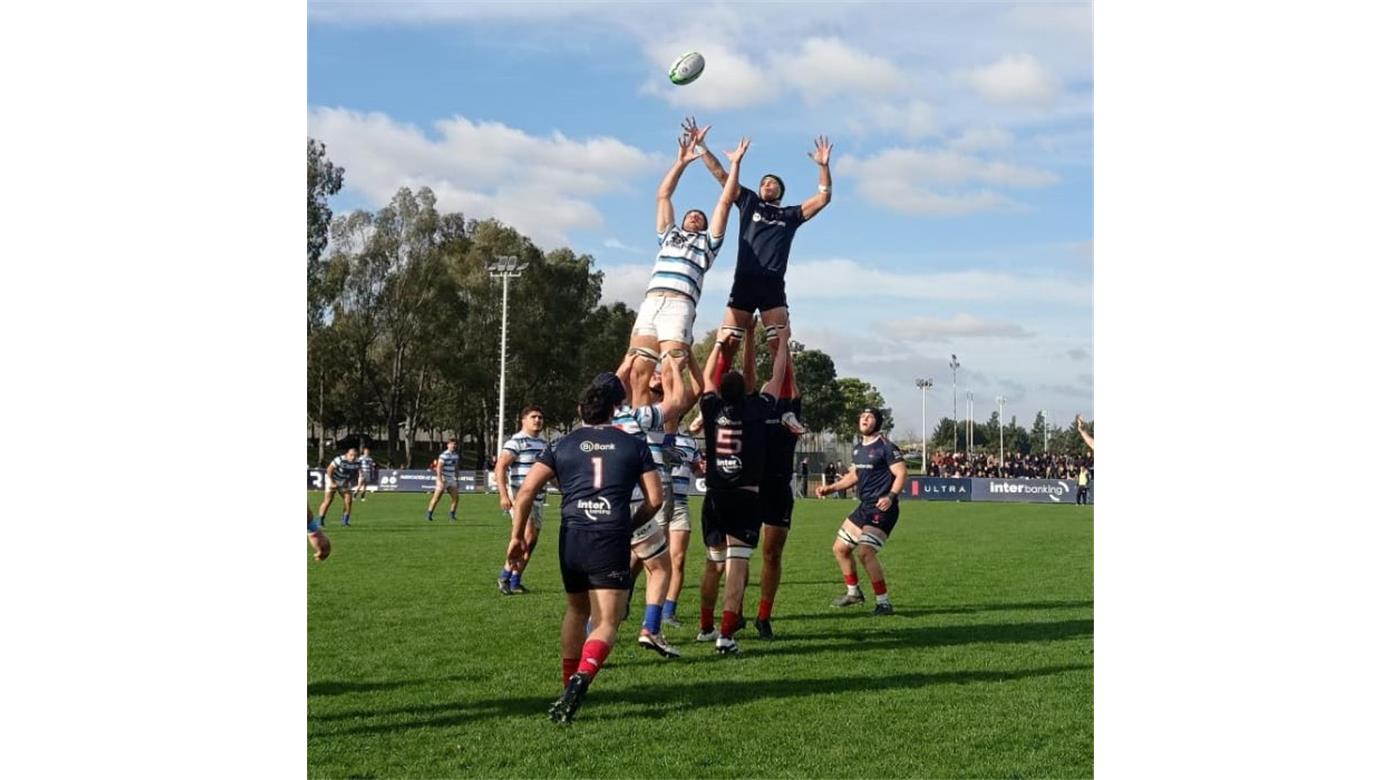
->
<box><xmin>845</xmin><ymin>573</ymin><xmax>860</xmax><ymax>596</ymax></box>
<box><xmin>450</xmin><ymin>510</ymin><xmax>457</xmax><ymax>521</ymax></box>
<box><xmin>662</xmin><ymin>599</ymin><xmax>678</xmax><ymax>621</ymax></box>
<box><xmin>642</xmin><ymin>604</ymin><xmax>662</xmax><ymax>636</ymax></box>
<box><xmin>700</xmin><ymin>606</ymin><xmax>716</xmax><ymax>633</ymax></box>
<box><xmin>510</xmin><ymin>571</ymin><xmax>522</xmax><ymax>590</ymax></box>
<box><xmin>426</xmin><ymin>510</ymin><xmax>434</xmax><ymax>521</ymax></box>
<box><xmin>577</xmin><ymin>639</ymin><xmax>612</xmax><ymax>679</ymax></box>
<box><xmin>758</xmin><ymin>599</ymin><xmax>774</xmax><ymax>621</ymax></box>
<box><xmin>720</xmin><ymin>610</ymin><xmax>740</xmax><ymax>639</ymax></box>
<box><xmin>341</xmin><ymin>513</ymin><xmax>350</xmax><ymax>527</ymax></box>
<box><xmin>872</xmin><ymin>580</ymin><xmax>890</xmax><ymax>605</ymax></box>
<box><xmin>499</xmin><ymin>566</ymin><xmax>512</xmax><ymax>581</ymax></box>
<box><xmin>562</xmin><ymin>657</ymin><xmax>580</xmax><ymax>688</ymax></box>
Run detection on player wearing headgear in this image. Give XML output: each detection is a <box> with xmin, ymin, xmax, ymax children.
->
<box><xmin>755</xmin><ymin>331</ymin><xmax>805</xmax><ymax>640</ymax></box>
<box><xmin>612</xmin><ymin>350</ymin><xmax>699</xmax><ymax>658</ymax></box>
<box><xmin>307</xmin><ymin>507</ymin><xmax>331</xmax><ymax>561</ymax></box>
<box><xmin>815</xmin><ymin>408</ymin><xmax>908</xmax><ymax>615</ymax></box>
<box><xmin>506</xmin><ymin>374</ymin><xmax>664</xmax><ymax>724</ymax></box>
<box><xmin>426</xmin><ymin>438</ymin><xmax>461</xmax><ymax>522</ymax></box>
<box><xmin>355</xmin><ymin>446</ymin><xmax>377</xmax><ymax>501</ymax></box>
<box><xmin>623</xmin><ymin>130</ymin><xmax>748</xmax><ymax>401</ymax></box>
<box><xmin>682</xmin><ymin>116</ymin><xmax>832</xmax><ymax>372</ymax></box>
<box><xmin>495</xmin><ymin>405</ymin><xmax>549</xmax><ymax>595</ymax></box>
<box><xmin>695</xmin><ymin>324</ymin><xmax>792</xmax><ymax>654</ymax></box>
<box><xmin>315</xmin><ymin>446</ymin><xmax>359</xmax><ymax>528</ymax></box>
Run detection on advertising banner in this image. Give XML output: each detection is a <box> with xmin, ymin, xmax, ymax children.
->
<box><xmin>903</xmin><ymin>477</ymin><xmax>974</xmax><ymax>501</ymax></box>
<box><xmin>971</xmin><ymin>478</ymin><xmax>1089</xmax><ymax>504</ymax></box>
<box><xmin>307</xmin><ymin>469</ymin><xmax>476</xmax><ymax>493</ymax></box>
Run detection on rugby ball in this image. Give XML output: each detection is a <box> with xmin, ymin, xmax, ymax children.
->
<box><xmin>669</xmin><ymin>52</ymin><xmax>705</xmax><ymax>85</ymax></box>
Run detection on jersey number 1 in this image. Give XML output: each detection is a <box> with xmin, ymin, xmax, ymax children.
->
<box><xmin>591</xmin><ymin>456</ymin><xmax>603</xmax><ymax>489</ymax></box>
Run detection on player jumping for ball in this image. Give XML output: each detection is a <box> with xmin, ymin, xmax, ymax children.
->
<box><xmin>623</xmin><ymin>130</ymin><xmax>748</xmax><ymax>398</ymax></box>
<box><xmin>495</xmin><ymin>405</ymin><xmax>549</xmax><ymax>595</ymax></box>
<box><xmin>683</xmin><ymin>116</ymin><xmax>831</xmax><ymax>391</ymax></box>
<box><xmin>507</xmin><ymin>374</ymin><xmax>664</xmax><ymax>724</ymax></box>
<box><xmin>815</xmin><ymin>408</ymin><xmax>907</xmax><ymax>616</ymax></box>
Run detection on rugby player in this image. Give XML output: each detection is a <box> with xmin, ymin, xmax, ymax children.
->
<box><xmin>755</xmin><ymin>333</ymin><xmax>804</xmax><ymax>639</ymax></box>
<box><xmin>355</xmin><ymin>446</ymin><xmax>376</xmax><ymax>501</ymax></box>
<box><xmin>307</xmin><ymin>507</ymin><xmax>331</xmax><ymax>561</ymax></box>
<box><xmin>682</xmin><ymin>116</ymin><xmax>832</xmax><ymax>370</ymax></box>
<box><xmin>316</xmin><ymin>446</ymin><xmax>359</xmax><ymax>528</ymax></box>
<box><xmin>495</xmin><ymin>405</ymin><xmax>549</xmax><ymax>595</ymax></box>
<box><xmin>815</xmin><ymin>409</ymin><xmax>908</xmax><ymax>616</ymax></box>
<box><xmin>695</xmin><ymin>325</ymin><xmax>792</xmax><ymax>654</ymax></box>
<box><xmin>426</xmin><ymin>438</ymin><xmax>461</xmax><ymax>522</ymax></box>
<box><xmin>660</xmin><ymin>418</ymin><xmax>702</xmax><ymax>629</ymax></box>
<box><xmin>624</xmin><ymin>131</ymin><xmax>747</xmax><ymax>398</ymax></box>
<box><xmin>506</xmin><ymin>374</ymin><xmax>664</xmax><ymax>724</ymax></box>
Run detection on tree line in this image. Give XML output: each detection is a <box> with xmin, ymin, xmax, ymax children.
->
<box><xmin>306</xmin><ymin>139</ymin><xmax>896</xmax><ymax>468</ymax></box>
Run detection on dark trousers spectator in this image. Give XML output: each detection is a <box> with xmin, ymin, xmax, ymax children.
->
<box><xmin>1076</xmin><ymin>485</ymin><xmax>1089</xmax><ymax>505</ymax></box>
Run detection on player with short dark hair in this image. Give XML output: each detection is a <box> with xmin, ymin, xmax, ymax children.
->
<box><xmin>427</xmin><ymin>438</ymin><xmax>460</xmax><ymax>522</ymax></box>
<box><xmin>695</xmin><ymin>325</ymin><xmax>791</xmax><ymax>654</ymax></box>
<box><xmin>495</xmin><ymin>405</ymin><xmax>549</xmax><ymax>594</ymax></box>
<box><xmin>507</xmin><ymin>374</ymin><xmax>664</xmax><ymax>724</ymax></box>
<box><xmin>816</xmin><ymin>408</ymin><xmax>908</xmax><ymax>616</ymax></box>
<box><xmin>316</xmin><ymin>446</ymin><xmax>359</xmax><ymax>528</ymax></box>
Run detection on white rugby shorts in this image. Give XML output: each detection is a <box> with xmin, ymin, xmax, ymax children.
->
<box><xmin>632</xmin><ymin>294</ymin><xmax>696</xmax><ymax>345</ymax></box>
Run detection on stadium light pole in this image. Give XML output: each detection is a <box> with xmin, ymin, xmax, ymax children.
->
<box><xmin>915</xmin><ymin>378</ymin><xmax>933</xmax><ymax>475</ymax></box>
<box><xmin>1041</xmin><ymin>409</ymin><xmax>1049</xmax><ymax>454</ymax></box>
<box><xmin>967</xmin><ymin>392</ymin><xmax>974</xmax><ymax>459</ymax></box>
<box><xmin>488</xmin><ymin>255</ymin><xmax>526</xmax><ymax>459</ymax></box>
<box><xmin>949</xmin><ymin>354</ymin><xmax>960</xmax><ymax>458</ymax></box>
<box><xmin>996</xmin><ymin>395</ymin><xmax>1007</xmax><ymax>475</ymax></box>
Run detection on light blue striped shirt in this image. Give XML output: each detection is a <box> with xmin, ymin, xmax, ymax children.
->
<box><xmin>646</xmin><ymin>225</ymin><xmax>722</xmax><ymax>303</ymax></box>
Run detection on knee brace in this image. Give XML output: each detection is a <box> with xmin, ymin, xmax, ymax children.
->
<box><xmin>628</xmin><ymin>346</ymin><xmax>660</xmax><ymax>364</ymax></box>
<box><xmin>857</xmin><ymin>533</ymin><xmax>885</xmax><ymax>552</ymax></box>
<box><xmin>706</xmin><ymin>546</ymin><xmax>727</xmax><ymax>563</ymax></box>
<box><xmin>719</xmin><ymin>325</ymin><xmax>746</xmax><ymax>342</ymax></box>
<box><xmin>725</xmin><ymin>545</ymin><xmax>755</xmax><ymax>561</ymax></box>
<box><xmin>666</xmin><ymin>347</ymin><xmax>689</xmax><ymax>361</ymax></box>
<box><xmin>837</xmin><ymin>528</ymin><xmax>859</xmax><ymax>549</ymax></box>
<box><xmin>632</xmin><ymin>527</ymin><xmax>669</xmax><ymax>561</ymax></box>
<box><xmin>763</xmin><ymin>322</ymin><xmax>787</xmax><ymax>343</ymax></box>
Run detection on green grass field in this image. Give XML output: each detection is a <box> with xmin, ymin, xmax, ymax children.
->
<box><xmin>308</xmin><ymin>492</ymin><xmax>1093</xmax><ymax>778</ymax></box>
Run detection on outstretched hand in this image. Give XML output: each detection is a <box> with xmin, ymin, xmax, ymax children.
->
<box><xmin>808</xmin><ymin>135</ymin><xmax>833</xmax><ymax>166</ymax></box>
<box><xmin>724</xmin><ymin>137</ymin><xmax>750</xmax><ymax>163</ymax></box>
<box><xmin>682</xmin><ymin>116</ymin><xmax>711</xmax><ymax>147</ymax></box>
<box><xmin>677</xmin><ymin>133</ymin><xmax>702</xmax><ymax>163</ymax></box>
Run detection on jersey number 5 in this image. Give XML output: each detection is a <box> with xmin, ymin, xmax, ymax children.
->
<box><xmin>716</xmin><ymin>427</ymin><xmax>742</xmax><ymax>455</ymax></box>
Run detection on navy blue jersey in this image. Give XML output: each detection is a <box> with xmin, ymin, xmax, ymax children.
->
<box><xmin>538</xmin><ymin>425</ymin><xmax>656</xmax><ymax>534</ymax></box>
<box><xmin>852</xmin><ymin>435</ymin><xmax>904</xmax><ymax>502</ymax></box>
<box><xmin>734</xmin><ymin>186</ymin><xmax>806</xmax><ymax>278</ymax></box>
<box><xmin>762</xmin><ymin>396</ymin><xmax>801</xmax><ymax>481</ymax></box>
<box><xmin>701</xmin><ymin>391</ymin><xmax>777</xmax><ymax>490</ymax></box>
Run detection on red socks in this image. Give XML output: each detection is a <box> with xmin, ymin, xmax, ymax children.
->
<box><xmin>700</xmin><ymin>606</ymin><xmax>715</xmax><ymax>632</ymax></box>
<box><xmin>562</xmin><ymin>657</ymin><xmax>579</xmax><ymax>687</ymax></box>
<box><xmin>872</xmin><ymin>580</ymin><xmax>888</xmax><ymax>596</ymax></box>
<box><xmin>721</xmin><ymin>610</ymin><xmax>739</xmax><ymax>638</ymax></box>
<box><xmin>844</xmin><ymin>573</ymin><xmax>859</xmax><ymax>587</ymax></box>
<box><xmin>576</xmin><ymin>639</ymin><xmax>611</xmax><ymax>679</ymax></box>
<box><xmin>758</xmin><ymin>599</ymin><xmax>774</xmax><ymax>621</ymax></box>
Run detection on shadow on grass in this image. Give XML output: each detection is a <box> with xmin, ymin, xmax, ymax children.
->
<box><xmin>778</xmin><ymin>599</ymin><xmax>1094</xmax><ymax>621</ymax></box>
<box><xmin>311</xmin><ymin>662</ymin><xmax>1090</xmax><ymax>736</ymax></box>
<box><xmin>308</xmin><ymin>675</ymin><xmax>472</xmax><ymax>697</ymax></box>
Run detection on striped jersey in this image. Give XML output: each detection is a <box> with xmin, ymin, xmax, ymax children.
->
<box><xmin>437</xmin><ymin>449</ymin><xmax>460</xmax><ymax>479</ymax></box>
<box><xmin>330</xmin><ymin>455</ymin><xmax>359</xmax><ymax>483</ymax></box>
<box><xmin>613</xmin><ymin>404</ymin><xmax>669</xmax><ymax>494</ymax></box>
<box><xmin>645</xmin><ymin>225</ymin><xmax>723</xmax><ymax>303</ymax></box>
<box><xmin>358</xmin><ymin>454</ymin><xmax>376</xmax><ymax>479</ymax></box>
<box><xmin>503</xmin><ymin>430</ymin><xmax>549</xmax><ymax>500</ymax></box>
<box><xmin>669</xmin><ymin>432</ymin><xmax>701</xmax><ymax>496</ymax></box>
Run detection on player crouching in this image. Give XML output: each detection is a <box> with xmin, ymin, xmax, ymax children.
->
<box><xmin>815</xmin><ymin>408</ymin><xmax>907</xmax><ymax>616</ymax></box>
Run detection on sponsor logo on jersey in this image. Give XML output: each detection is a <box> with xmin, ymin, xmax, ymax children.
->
<box><xmin>578</xmin><ymin>496</ymin><xmax>613</xmax><ymax>520</ymax></box>
<box><xmin>751</xmin><ymin>211</ymin><xmax>787</xmax><ymax>228</ymax></box>
<box><xmin>580</xmin><ymin>441</ymin><xmax>616</xmax><ymax>453</ymax></box>
<box><xmin>716</xmin><ymin>455</ymin><xmax>743</xmax><ymax>475</ymax></box>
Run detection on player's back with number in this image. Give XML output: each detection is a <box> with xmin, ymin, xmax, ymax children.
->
<box><xmin>548</xmin><ymin>426</ymin><xmax>655</xmax><ymax>534</ymax></box>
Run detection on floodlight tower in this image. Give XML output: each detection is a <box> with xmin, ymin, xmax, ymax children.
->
<box><xmin>915</xmin><ymin>378</ymin><xmax>933</xmax><ymax>474</ymax></box>
<box><xmin>949</xmin><ymin>354</ymin><xmax>960</xmax><ymax>457</ymax></box>
<box><xmin>996</xmin><ymin>395</ymin><xmax>1007</xmax><ymax>475</ymax></box>
<box><xmin>488</xmin><ymin>255</ymin><xmax>527</xmax><ymax>457</ymax></box>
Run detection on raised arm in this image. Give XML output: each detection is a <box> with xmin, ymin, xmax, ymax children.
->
<box><xmin>762</xmin><ymin>326</ymin><xmax>790</xmax><ymax>398</ymax></box>
<box><xmin>742</xmin><ymin>322</ymin><xmax>758</xmax><ymax>393</ymax></box>
<box><xmin>800</xmin><ymin>135</ymin><xmax>833</xmax><ymax>221</ymax></box>
<box><xmin>685</xmin><ymin>349</ymin><xmax>703</xmax><ymax>404</ymax></box>
<box><xmin>657</xmin><ymin>133</ymin><xmax>701</xmax><ymax>233</ymax></box>
<box><xmin>702</xmin><ymin>334</ymin><xmax>725</xmax><ymax>394</ymax></box>
<box><xmin>1075</xmin><ymin>414</ymin><xmax>1095</xmax><ymax>450</ymax></box>
<box><xmin>682</xmin><ymin>116</ymin><xmax>729</xmax><ymax>186</ymax></box>
<box><xmin>710</xmin><ymin>137</ymin><xmax>749</xmax><ymax>238</ymax></box>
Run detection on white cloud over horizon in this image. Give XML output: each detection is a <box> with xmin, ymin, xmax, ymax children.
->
<box><xmin>964</xmin><ymin>53</ymin><xmax>1061</xmax><ymax>107</ymax></box>
<box><xmin>835</xmin><ymin>146</ymin><xmax>1059</xmax><ymax>216</ymax></box>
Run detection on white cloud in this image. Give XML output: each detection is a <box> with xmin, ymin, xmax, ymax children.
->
<box><xmin>964</xmin><ymin>54</ymin><xmax>1060</xmax><ymax>107</ymax></box>
<box><xmin>883</xmin><ymin>314</ymin><xmax>1035</xmax><ymax>341</ymax></box>
<box><xmin>602</xmin><ymin>237</ymin><xmax>644</xmax><ymax>255</ymax></box>
<box><xmin>949</xmin><ymin>126</ymin><xmax>1014</xmax><ymax>151</ymax></box>
<box><xmin>307</xmin><ymin>107</ymin><xmax>658</xmax><ymax>248</ymax></box>
<box><xmin>775</xmin><ymin>37</ymin><xmax>907</xmax><ymax>104</ymax></box>
<box><xmin>858</xmin><ymin>99</ymin><xmax>940</xmax><ymax>140</ymax></box>
<box><xmin>785</xmin><ymin>258</ymin><xmax>1090</xmax><ymax>305</ymax></box>
<box><xmin>836</xmin><ymin>146</ymin><xmax>1058</xmax><ymax>215</ymax></box>
<box><xmin>598</xmin><ymin>262</ymin><xmax>652</xmax><ymax>307</ymax></box>
<box><xmin>641</xmin><ymin>41</ymin><xmax>780</xmax><ymax>111</ymax></box>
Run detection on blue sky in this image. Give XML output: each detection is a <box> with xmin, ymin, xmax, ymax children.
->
<box><xmin>308</xmin><ymin>1</ymin><xmax>1093</xmax><ymax>437</ymax></box>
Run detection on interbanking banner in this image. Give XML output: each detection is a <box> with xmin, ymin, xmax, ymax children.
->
<box><xmin>903</xmin><ymin>477</ymin><xmax>974</xmax><ymax>501</ymax></box>
<box><xmin>971</xmin><ymin>478</ymin><xmax>1089</xmax><ymax>504</ymax></box>
<box><xmin>307</xmin><ymin>469</ymin><xmax>477</xmax><ymax>493</ymax></box>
